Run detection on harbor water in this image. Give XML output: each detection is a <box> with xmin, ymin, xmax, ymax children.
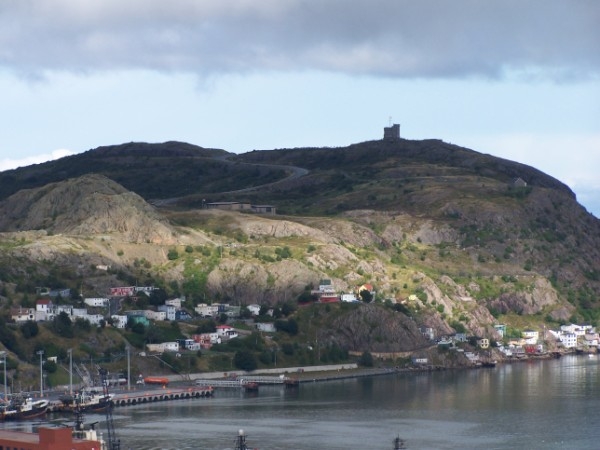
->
<box><xmin>3</xmin><ymin>354</ymin><xmax>600</xmax><ymax>449</ymax></box>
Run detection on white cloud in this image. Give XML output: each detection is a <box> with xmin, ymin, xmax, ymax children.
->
<box><xmin>0</xmin><ymin>148</ymin><xmax>75</xmax><ymax>171</ymax></box>
<box><xmin>1</xmin><ymin>1</ymin><xmax>598</xmax><ymax>80</ymax></box>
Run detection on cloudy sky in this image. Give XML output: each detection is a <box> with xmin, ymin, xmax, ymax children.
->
<box><xmin>1</xmin><ymin>1</ymin><xmax>599</xmax><ymax>216</ymax></box>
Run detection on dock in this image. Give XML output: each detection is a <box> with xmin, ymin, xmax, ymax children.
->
<box><xmin>47</xmin><ymin>386</ymin><xmax>214</xmax><ymax>412</ymax></box>
<box><xmin>112</xmin><ymin>386</ymin><xmax>213</xmax><ymax>407</ymax></box>
<box><xmin>194</xmin><ymin>375</ymin><xmax>298</xmax><ymax>390</ymax></box>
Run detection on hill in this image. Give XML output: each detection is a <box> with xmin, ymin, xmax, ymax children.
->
<box><xmin>0</xmin><ymin>137</ymin><xmax>598</xmax><ymax>384</ymax></box>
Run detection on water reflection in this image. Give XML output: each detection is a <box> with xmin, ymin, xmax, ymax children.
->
<box><xmin>3</xmin><ymin>355</ymin><xmax>600</xmax><ymax>449</ymax></box>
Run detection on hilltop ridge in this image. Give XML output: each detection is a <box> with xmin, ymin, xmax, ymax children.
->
<box><xmin>0</xmin><ymin>137</ymin><xmax>598</xmax><ymax>379</ymax></box>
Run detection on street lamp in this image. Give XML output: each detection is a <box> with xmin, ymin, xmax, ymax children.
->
<box><xmin>67</xmin><ymin>349</ymin><xmax>73</xmax><ymax>395</ymax></box>
<box><xmin>36</xmin><ymin>350</ymin><xmax>44</xmax><ymax>396</ymax></box>
<box><xmin>0</xmin><ymin>351</ymin><xmax>7</xmax><ymax>402</ymax></box>
<box><xmin>126</xmin><ymin>345</ymin><xmax>131</xmax><ymax>391</ymax></box>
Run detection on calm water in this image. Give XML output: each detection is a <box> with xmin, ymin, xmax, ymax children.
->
<box><xmin>4</xmin><ymin>355</ymin><xmax>600</xmax><ymax>449</ymax></box>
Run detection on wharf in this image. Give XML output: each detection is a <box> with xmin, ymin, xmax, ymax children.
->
<box><xmin>194</xmin><ymin>376</ymin><xmax>299</xmax><ymax>389</ymax></box>
<box><xmin>111</xmin><ymin>386</ymin><xmax>213</xmax><ymax>407</ymax></box>
<box><xmin>46</xmin><ymin>386</ymin><xmax>214</xmax><ymax>412</ymax></box>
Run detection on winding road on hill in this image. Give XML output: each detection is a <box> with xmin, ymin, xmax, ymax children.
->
<box><xmin>152</xmin><ymin>154</ymin><xmax>309</xmax><ymax>206</ymax></box>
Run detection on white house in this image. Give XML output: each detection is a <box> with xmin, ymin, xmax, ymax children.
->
<box><xmin>583</xmin><ymin>333</ymin><xmax>599</xmax><ymax>346</ymax></box>
<box><xmin>195</xmin><ymin>303</ymin><xmax>219</xmax><ymax>318</ymax></box>
<box><xmin>340</xmin><ymin>293</ymin><xmax>358</xmax><ymax>302</ymax></box>
<box><xmin>162</xmin><ymin>342</ymin><xmax>180</xmax><ymax>352</ymax></box>
<box><xmin>111</xmin><ymin>315</ymin><xmax>128</xmax><ymax>329</ymax></box>
<box><xmin>559</xmin><ymin>332</ymin><xmax>578</xmax><ymax>348</ymax></box>
<box><xmin>145</xmin><ymin>342</ymin><xmax>180</xmax><ymax>354</ymax></box>
<box><xmin>10</xmin><ymin>307</ymin><xmax>35</xmax><ymax>323</ymax></box>
<box><xmin>255</xmin><ymin>322</ymin><xmax>276</xmax><ymax>332</ymax></box>
<box><xmin>72</xmin><ymin>308</ymin><xmax>88</xmax><ymax>318</ymax></box>
<box><xmin>247</xmin><ymin>304</ymin><xmax>261</xmax><ymax>316</ymax></box>
<box><xmin>55</xmin><ymin>305</ymin><xmax>73</xmax><ymax>316</ymax></box>
<box><xmin>216</xmin><ymin>325</ymin><xmax>238</xmax><ymax>339</ymax></box>
<box><xmin>74</xmin><ymin>314</ymin><xmax>104</xmax><ymax>326</ymax></box>
<box><xmin>84</xmin><ymin>298</ymin><xmax>109</xmax><ymax>308</ymax></box>
<box><xmin>561</xmin><ymin>324</ymin><xmax>594</xmax><ymax>336</ymax></box>
<box><xmin>165</xmin><ymin>297</ymin><xmax>184</xmax><ymax>309</ymax></box>
<box><xmin>522</xmin><ymin>330</ymin><xmax>539</xmax><ymax>345</ymax></box>
<box><xmin>158</xmin><ymin>305</ymin><xmax>177</xmax><ymax>321</ymax></box>
<box><xmin>144</xmin><ymin>310</ymin><xmax>166</xmax><ymax>321</ymax></box>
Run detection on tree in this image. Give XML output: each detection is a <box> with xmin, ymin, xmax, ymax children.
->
<box><xmin>359</xmin><ymin>289</ymin><xmax>374</xmax><ymax>303</ymax></box>
<box><xmin>20</xmin><ymin>320</ymin><xmax>39</xmax><ymax>338</ymax></box>
<box><xmin>233</xmin><ymin>350</ymin><xmax>257</xmax><ymax>371</ymax></box>
<box><xmin>358</xmin><ymin>351</ymin><xmax>374</xmax><ymax>367</ymax></box>
<box><xmin>52</xmin><ymin>311</ymin><xmax>74</xmax><ymax>338</ymax></box>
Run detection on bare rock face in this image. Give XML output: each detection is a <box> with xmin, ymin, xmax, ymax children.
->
<box><xmin>487</xmin><ymin>276</ymin><xmax>571</xmax><ymax>316</ymax></box>
<box><xmin>0</xmin><ymin>174</ymin><xmax>176</xmax><ymax>244</ymax></box>
<box><xmin>325</xmin><ymin>303</ymin><xmax>429</xmax><ymax>353</ymax></box>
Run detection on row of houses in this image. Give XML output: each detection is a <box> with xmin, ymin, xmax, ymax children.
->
<box><xmin>145</xmin><ymin>325</ymin><xmax>239</xmax><ymax>354</ymax></box>
<box><xmin>310</xmin><ymin>279</ymin><xmax>375</xmax><ymax>303</ymax></box>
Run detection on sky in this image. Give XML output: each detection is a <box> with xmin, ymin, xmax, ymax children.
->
<box><xmin>1</xmin><ymin>0</ymin><xmax>599</xmax><ymax>216</ymax></box>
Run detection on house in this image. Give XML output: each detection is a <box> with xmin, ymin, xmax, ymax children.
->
<box><xmin>522</xmin><ymin>330</ymin><xmax>539</xmax><ymax>345</ymax></box>
<box><xmin>340</xmin><ymin>293</ymin><xmax>359</xmax><ymax>303</ymax></box>
<box><xmin>145</xmin><ymin>342</ymin><xmax>180</xmax><ymax>353</ymax></box>
<box><xmin>216</xmin><ymin>325</ymin><xmax>238</xmax><ymax>339</ymax></box>
<box><xmin>163</xmin><ymin>342</ymin><xmax>180</xmax><ymax>352</ymax></box>
<box><xmin>192</xmin><ymin>333</ymin><xmax>221</xmax><ymax>348</ymax></box>
<box><xmin>158</xmin><ymin>304</ymin><xmax>177</xmax><ymax>321</ymax></box>
<box><xmin>494</xmin><ymin>324</ymin><xmax>507</xmax><ymax>338</ymax></box>
<box><xmin>43</xmin><ymin>288</ymin><xmax>71</xmax><ymax>299</ymax></box>
<box><xmin>454</xmin><ymin>333</ymin><xmax>468</xmax><ymax>343</ymax></box>
<box><xmin>111</xmin><ymin>315</ymin><xmax>128</xmax><ymax>329</ymax></box>
<box><xmin>36</xmin><ymin>299</ymin><xmax>53</xmax><ymax>314</ymax></box>
<box><xmin>247</xmin><ymin>304</ymin><xmax>261</xmax><ymax>316</ymax></box>
<box><xmin>255</xmin><ymin>322</ymin><xmax>276</xmax><ymax>332</ymax></box>
<box><xmin>10</xmin><ymin>307</ymin><xmax>35</xmax><ymax>323</ymax></box>
<box><xmin>206</xmin><ymin>201</ymin><xmax>251</xmax><ymax>211</ymax></box>
<box><xmin>165</xmin><ymin>297</ymin><xmax>184</xmax><ymax>309</ymax></box>
<box><xmin>583</xmin><ymin>334</ymin><xmax>599</xmax><ymax>346</ymax></box>
<box><xmin>411</xmin><ymin>356</ymin><xmax>428</xmax><ymax>365</ymax></box>
<box><xmin>55</xmin><ymin>305</ymin><xmax>73</xmax><ymax>316</ymax></box>
<box><xmin>195</xmin><ymin>303</ymin><xmax>219</xmax><ymax>318</ymax></box>
<box><xmin>134</xmin><ymin>286</ymin><xmax>156</xmax><ymax>296</ymax></box>
<box><xmin>127</xmin><ymin>314</ymin><xmax>150</xmax><ymax>327</ymax></box>
<box><xmin>477</xmin><ymin>338</ymin><xmax>490</xmax><ymax>349</ymax></box>
<box><xmin>110</xmin><ymin>286</ymin><xmax>136</xmax><ymax>297</ymax></box>
<box><xmin>558</xmin><ymin>332</ymin><xmax>577</xmax><ymax>348</ymax></box>
<box><xmin>176</xmin><ymin>339</ymin><xmax>201</xmax><ymax>351</ymax></box>
<box><xmin>84</xmin><ymin>298</ymin><xmax>109</xmax><ymax>308</ymax></box>
<box><xmin>561</xmin><ymin>324</ymin><xmax>594</xmax><ymax>336</ymax></box>
<box><xmin>251</xmin><ymin>204</ymin><xmax>276</xmax><ymax>215</ymax></box>
<box><xmin>175</xmin><ymin>310</ymin><xmax>193</xmax><ymax>321</ymax></box>
<box><xmin>419</xmin><ymin>327</ymin><xmax>435</xmax><ymax>341</ymax></box>
<box><xmin>145</xmin><ymin>310</ymin><xmax>166</xmax><ymax>321</ymax></box>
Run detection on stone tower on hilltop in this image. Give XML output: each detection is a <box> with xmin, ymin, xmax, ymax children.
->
<box><xmin>383</xmin><ymin>123</ymin><xmax>400</xmax><ymax>141</ymax></box>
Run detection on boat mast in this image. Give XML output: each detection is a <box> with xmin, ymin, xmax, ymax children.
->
<box><xmin>234</xmin><ymin>429</ymin><xmax>249</xmax><ymax>450</ymax></box>
<box><xmin>99</xmin><ymin>368</ymin><xmax>120</xmax><ymax>450</ymax></box>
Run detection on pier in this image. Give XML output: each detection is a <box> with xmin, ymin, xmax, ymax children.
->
<box><xmin>46</xmin><ymin>386</ymin><xmax>214</xmax><ymax>412</ymax></box>
<box><xmin>112</xmin><ymin>386</ymin><xmax>213</xmax><ymax>407</ymax></box>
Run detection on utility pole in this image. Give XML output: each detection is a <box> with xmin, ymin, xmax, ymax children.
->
<box><xmin>0</xmin><ymin>351</ymin><xmax>7</xmax><ymax>402</ymax></box>
<box><xmin>126</xmin><ymin>345</ymin><xmax>131</xmax><ymax>391</ymax></box>
<box><xmin>68</xmin><ymin>349</ymin><xmax>73</xmax><ymax>395</ymax></box>
<box><xmin>37</xmin><ymin>350</ymin><xmax>44</xmax><ymax>396</ymax></box>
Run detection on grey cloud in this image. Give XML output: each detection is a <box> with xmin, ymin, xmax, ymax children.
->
<box><xmin>1</xmin><ymin>0</ymin><xmax>598</xmax><ymax>80</ymax></box>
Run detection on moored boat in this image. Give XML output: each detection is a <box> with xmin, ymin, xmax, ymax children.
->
<box><xmin>59</xmin><ymin>388</ymin><xmax>114</xmax><ymax>412</ymax></box>
<box><xmin>0</xmin><ymin>395</ymin><xmax>49</xmax><ymax>421</ymax></box>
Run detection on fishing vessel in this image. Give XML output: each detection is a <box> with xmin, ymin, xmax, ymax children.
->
<box><xmin>0</xmin><ymin>395</ymin><xmax>49</xmax><ymax>421</ymax></box>
<box><xmin>59</xmin><ymin>388</ymin><xmax>114</xmax><ymax>412</ymax></box>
